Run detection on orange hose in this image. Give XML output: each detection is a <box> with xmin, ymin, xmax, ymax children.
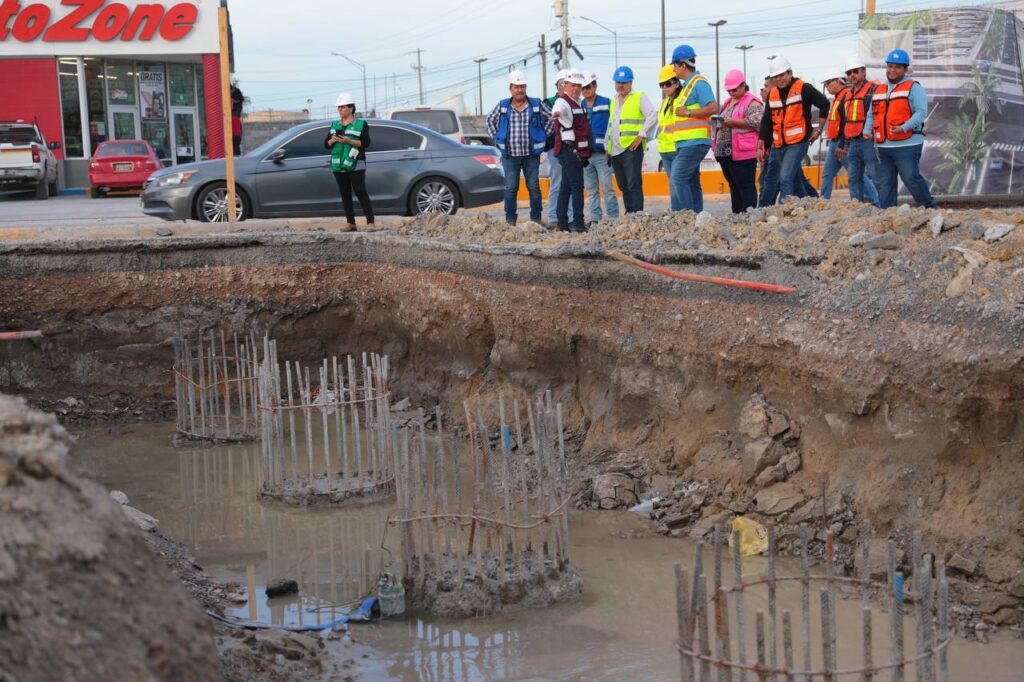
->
<box><xmin>0</xmin><ymin>330</ymin><xmax>42</xmax><ymax>341</ymax></box>
<box><xmin>607</xmin><ymin>251</ymin><xmax>796</xmax><ymax>294</ymax></box>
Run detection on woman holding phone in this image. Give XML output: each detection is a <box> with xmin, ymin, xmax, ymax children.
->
<box><xmin>713</xmin><ymin>70</ymin><xmax>763</xmax><ymax>213</ymax></box>
<box><xmin>325</xmin><ymin>92</ymin><xmax>374</xmax><ymax>230</ymax></box>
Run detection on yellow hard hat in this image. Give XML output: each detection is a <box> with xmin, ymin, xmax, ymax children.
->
<box><xmin>658</xmin><ymin>65</ymin><xmax>676</xmax><ymax>83</ymax></box>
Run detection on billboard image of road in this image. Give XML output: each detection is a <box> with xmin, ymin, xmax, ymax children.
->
<box><xmin>859</xmin><ymin>4</ymin><xmax>1024</xmax><ymax>197</ymax></box>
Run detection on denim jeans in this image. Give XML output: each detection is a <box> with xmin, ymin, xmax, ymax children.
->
<box><xmin>759</xmin><ymin>148</ymin><xmax>779</xmax><ymax>206</ymax></box>
<box><xmin>546</xmin><ymin>153</ymin><xmax>572</xmax><ymax>222</ymax></box>
<box><xmin>876</xmin><ymin>144</ymin><xmax>938</xmax><ymax>209</ymax></box>
<box><xmin>796</xmin><ymin>169</ymin><xmax>818</xmax><ymax>198</ymax></box>
<box><xmin>671</xmin><ymin>143</ymin><xmax>709</xmax><ymax>213</ymax></box>
<box><xmin>846</xmin><ymin>137</ymin><xmax>881</xmax><ymax>206</ymax></box>
<box><xmin>778</xmin><ymin>141</ymin><xmax>809</xmax><ymax>201</ymax></box>
<box><xmin>500</xmin><ymin>155</ymin><xmax>542</xmax><ymax>223</ymax></box>
<box><xmin>660</xmin><ymin>151</ymin><xmax>679</xmax><ymax>211</ymax></box>
<box><xmin>556</xmin><ymin>147</ymin><xmax>586</xmax><ymax>230</ymax></box>
<box><xmin>610</xmin><ymin>147</ymin><xmax>645</xmax><ymax>213</ymax></box>
<box><xmin>582</xmin><ymin>151</ymin><xmax>619</xmax><ymax>222</ymax></box>
<box><xmin>718</xmin><ymin>156</ymin><xmax>758</xmax><ymax>213</ymax></box>
<box><xmin>820</xmin><ymin>140</ymin><xmax>842</xmax><ymax>199</ymax></box>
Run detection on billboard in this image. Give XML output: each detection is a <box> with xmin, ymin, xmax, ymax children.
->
<box><xmin>859</xmin><ymin>5</ymin><xmax>1024</xmax><ymax>196</ymax></box>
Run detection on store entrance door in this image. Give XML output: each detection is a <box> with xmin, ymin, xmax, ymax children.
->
<box><xmin>109</xmin><ymin>107</ymin><xmax>140</xmax><ymax>140</ymax></box>
<box><xmin>171</xmin><ymin>108</ymin><xmax>198</xmax><ymax>165</ymax></box>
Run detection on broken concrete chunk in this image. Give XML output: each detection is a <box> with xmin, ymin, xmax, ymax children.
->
<box><xmin>982</xmin><ymin>223</ymin><xmax>1014</xmax><ymax>243</ymax></box>
<box><xmin>848</xmin><ymin>231</ymin><xmax>873</xmax><ymax>247</ymax></box>
<box><xmin>947</xmin><ymin>553</ymin><xmax>978</xmax><ymax>576</ymax></box>
<box><xmin>862</xmin><ymin>234</ymin><xmax>901</xmax><ymax>250</ymax></box>
<box><xmin>121</xmin><ymin>504</ymin><xmax>159</xmax><ymax>532</ymax></box>
<box><xmin>928</xmin><ymin>214</ymin><xmax>945</xmax><ymax>237</ymax></box>
<box><xmin>754</xmin><ymin>482</ymin><xmax>805</xmax><ymax>516</ymax></box>
<box><xmin>109</xmin><ymin>490</ymin><xmax>129</xmax><ymax>506</ymax></box>
<box><xmin>737</xmin><ymin>395</ymin><xmax>770</xmax><ymax>439</ymax></box>
<box><xmin>592</xmin><ymin>473</ymin><xmax>641</xmax><ymax>510</ymax></box>
<box><xmin>265</xmin><ymin>578</ymin><xmax>299</xmax><ymax>598</ymax></box>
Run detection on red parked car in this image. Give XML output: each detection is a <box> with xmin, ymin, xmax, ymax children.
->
<box><xmin>89</xmin><ymin>140</ymin><xmax>162</xmax><ymax>197</ymax></box>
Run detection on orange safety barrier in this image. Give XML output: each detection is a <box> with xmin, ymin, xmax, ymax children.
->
<box><xmin>517</xmin><ymin>167</ymin><xmax>848</xmax><ymax>200</ymax></box>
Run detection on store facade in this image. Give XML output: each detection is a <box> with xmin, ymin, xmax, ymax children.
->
<box><xmin>0</xmin><ymin>0</ymin><xmax>230</xmax><ymax>189</ymax></box>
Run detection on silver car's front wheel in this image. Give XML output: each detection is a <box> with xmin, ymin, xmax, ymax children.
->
<box><xmin>412</xmin><ymin>178</ymin><xmax>458</xmax><ymax>215</ymax></box>
<box><xmin>196</xmin><ymin>183</ymin><xmax>248</xmax><ymax>222</ymax></box>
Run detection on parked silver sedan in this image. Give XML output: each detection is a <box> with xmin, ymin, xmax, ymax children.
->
<box><xmin>142</xmin><ymin>119</ymin><xmax>504</xmax><ymax>222</ymax></box>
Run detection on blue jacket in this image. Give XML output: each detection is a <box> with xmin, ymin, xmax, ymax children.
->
<box><xmin>583</xmin><ymin>95</ymin><xmax>611</xmax><ymax>153</ymax></box>
<box><xmin>493</xmin><ymin>97</ymin><xmax>547</xmax><ymax>158</ymax></box>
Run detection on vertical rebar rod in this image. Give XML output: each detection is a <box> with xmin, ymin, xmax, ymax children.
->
<box><xmin>920</xmin><ymin>553</ymin><xmax>934</xmax><ymax>681</ymax></box>
<box><xmin>863</xmin><ymin>606</ymin><xmax>874</xmax><ymax>682</ymax></box>
<box><xmin>799</xmin><ymin>526</ymin><xmax>812</xmax><ymax>682</ymax></box>
<box><xmin>768</xmin><ymin>526</ymin><xmax>778</xmax><ymax>675</ymax></box>
<box><xmin>197</xmin><ymin>334</ymin><xmax>207</xmax><ymax>435</ymax></box>
<box><xmin>184</xmin><ymin>337</ymin><xmax>196</xmax><ymax>435</ymax></box>
<box><xmin>677</xmin><ymin>564</ymin><xmax>694</xmax><ymax>682</ymax></box>
<box><xmin>411</xmin><ymin>426</ymin><xmax>426</xmax><ymax>587</ymax></box>
<box><xmin>556</xmin><ymin>402</ymin><xmax>570</xmax><ymax>563</ymax></box>
<box><xmin>320</xmin><ymin>364</ymin><xmax>332</xmax><ymax>491</ymax></box>
<box><xmin>301</xmin><ymin>364</ymin><xmax>315</xmax><ymax>485</ymax></box>
<box><xmin>453</xmin><ymin>430</ymin><xmax>463</xmax><ymax>588</ymax></box>
<box><xmin>284</xmin><ymin>362</ymin><xmax>298</xmax><ymax>481</ymax></box>
<box><xmin>348</xmin><ymin>356</ymin><xmax>362</xmax><ymax>479</ymax></box>
<box><xmin>826</xmin><ymin>528</ymin><xmax>836</xmax><ymax>670</ymax></box>
<box><xmin>936</xmin><ymin>564</ymin><xmax>948</xmax><ymax>682</ymax></box>
<box><xmin>236</xmin><ymin>335</ymin><xmax>247</xmax><ymax>436</ymax></box>
<box><xmin>437</xmin><ymin>407</ymin><xmax>452</xmax><ymax>556</ymax></box>
<box><xmin>692</xmin><ymin>540</ymin><xmax>705</xmax><ymax>635</ymax></box>
<box><xmin>419</xmin><ymin>408</ymin><xmax>434</xmax><ymax>558</ymax></box>
<box><xmin>892</xmin><ymin>571</ymin><xmax>905</xmax><ymax>682</ymax></box>
<box><xmin>782</xmin><ymin>610</ymin><xmax>795</xmax><ymax>682</ymax></box>
<box><xmin>514</xmin><ymin>400</ymin><xmax>531</xmax><ymax>553</ymax></box>
<box><xmin>756</xmin><ymin>610</ymin><xmax>769</xmax><ymax>682</ymax></box>
<box><xmin>821</xmin><ymin>587</ymin><xmax>836</xmax><ymax>682</ymax></box>
<box><xmin>526</xmin><ymin>401</ymin><xmax>549</xmax><ymax>558</ymax></box>
<box><xmin>464</xmin><ymin>400</ymin><xmax>480</xmax><ymax>564</ymax></box>
<box><xmin>733</xmin><ymin>531</ymin><xmax>748</xmax><ymax>682</ymax></box>
<box><xmin>862</xmin><ymin>520</ymin><xmax>872</xmax><ymax>611</ymax></box>
<box><xmin>697</xmin><ymin>573</ymin><xmax>712</xmax><ymax>682</ymax></box>
<box><xmin>220</xmin><ymin>331</ymin><xmax>231</xmax><ymax>438</ymax></box>
<box><xmin>715</xmin><ymin>584</ymin><xmax>733</xmax><ymax>682</ymax></box>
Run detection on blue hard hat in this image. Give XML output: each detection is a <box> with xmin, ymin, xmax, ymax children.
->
<box><xmin>885</xmin><ymin>49</ymin><xmax>910</xmax><ymax>66</ymax></box>
<box><xmin>613</xmin><ymin>66</ymin><xmax>634</xmax><ymax>83</ymax></box>
<box><xmin>671</xmin><ymin>44</ymin><xmax>696</xmax><ymax>63</ymax></box>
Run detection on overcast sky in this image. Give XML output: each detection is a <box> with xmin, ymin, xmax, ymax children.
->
<box><xmin>229</xmin><ymin>0</ymin><xmax>1002</xmax><ymax>117</ymax></box>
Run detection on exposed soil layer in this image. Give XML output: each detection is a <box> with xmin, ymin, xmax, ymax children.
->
<box><xmin>1</xmin><ymin>201</ymin><xmax>1022</xmax><ymax>621</ymax></box>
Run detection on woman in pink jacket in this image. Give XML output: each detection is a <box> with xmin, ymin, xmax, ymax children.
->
<box><xmin>713</xmin><ymin>69</ymin><xmax>764</xmax><ymax>213</ymax></box>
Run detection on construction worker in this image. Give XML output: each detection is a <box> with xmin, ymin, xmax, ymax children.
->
<box><xmin>487</xmin><ymin>70</ymin><xmax>553</xmax><ymax>225</ymax></box>
<box><xmin>581</xmin><ymin>72</ymin><xmax>619</xmax><ymax>224</ymax></box>
<box><xmin>757</xmin><ymin>56</ymin><xmax>829</xmax><ymax>203</ymax></box>
<box><xmin>670</xmin><ymin>45</ymin><xmax>717</xmax><ymax>213</ymax></box>
<box><xmin>714</xmin><ymin>69</ymin><xmax>763</xmax><ymax>213</ymax></box>
<box><xmin>839</xmin><ymin>57</ymin><xmax>881</xmax><ymax>205</ymax></box>
<box><xmin>656</xmin><ymin>64</ymin><xmax>683</xmax><ymax>208</ymax></box>
<box><xmin>757</xmin><ymin>75</ymin><xmax>775</xmax><ymax>206</ymax></box>
<box><xmin>820</xmin><ymin>69</ymin><xmax>850</xmax><ymax>200</ymax></box>
<box><xmin>608</xmin><ymin>65</ymin><xmax>657</xmax><ymax>213</ymax></box>
<box><xmin>325</xmin><ymin>93</ymin><xmax>374</xmax><ymax>230</ymax></box>
<box><xmin>864</xmin><ymin>49</ymin><xmax>936</xmax><ymax>208</ymax></box>
<box><xmin>545</xmin><ymin>70</ymin><xmax>573</xmax><ymax>225</ymax></box>
<box><xmin>550</xmin><ymin>69</ymin><xmax>593</xmax><ymax>232</ymax></box>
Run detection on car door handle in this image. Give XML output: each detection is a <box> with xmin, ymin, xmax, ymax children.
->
<box><xmin>399</xmin><ymin>154</ymin><xmax>418</xmax><ymax>161</ymax></box>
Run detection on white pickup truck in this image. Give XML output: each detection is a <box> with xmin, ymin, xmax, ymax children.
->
<box><xmin>0</xmin><ymin>121</ymin><xmax>60</xmax><ymax>200</ymax></box>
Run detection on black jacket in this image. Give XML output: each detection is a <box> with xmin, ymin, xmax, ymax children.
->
<box><xmin>758</xmin><ymin>79</ymin><xmax>830</xmax><ymax>148</ymax></box>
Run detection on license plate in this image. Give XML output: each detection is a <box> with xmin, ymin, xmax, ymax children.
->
<box><xmin>114</xmin><ymin>162</ymin><xmax>134</xmax><ymax>172</ymax></box>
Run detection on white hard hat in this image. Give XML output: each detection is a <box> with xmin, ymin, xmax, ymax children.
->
<box><xmin>555</xmin><ymin>69</ymin><xmax>570</xmax><ymax>84</ymax></box>
<box><xmin>767</xmin><ymin>56</ymin><xmax>792</xmax><ymax>78</ymax></box>
<box><xmin>586</xmin><ymin>72</ymin><xmax>598</xmax><ymax>86</ymax></box>
<box><xmin>508</xmin><ymin>70</ymin><xmax>528</xmax><ymax>86</ymax></box>
<box><xmin>566</xmin><ymin>69</ymin><xmax>587</xmax><ymax>85</ymax></box>
<box><xmin>335</xmin><ymin>92</ymin><xmax>355</xmax><ymax>107</ymax></box>
<box><xmin>844</xmin><ymin>56</ymin><xmax>866</xmax><ymax>73</ymax></box>
<box><xmin>822</xmin><ymin>69</ymin><xmax>845</xmax><ymax>84</ymax></box>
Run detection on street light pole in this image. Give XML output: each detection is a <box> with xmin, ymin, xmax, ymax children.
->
<box><xmin>473</xmin><ymin>58</ymin><xmax>488</xmax><ymax>116</ymax></box>
<box><xmin>708</xmin><ymin>19</ymin><xmax>727</xmax><ymax>103</ymax></box>
<box><xmin>736</xmin><ymin>44</ymin><xmax>753</xmax><ymax>77</ymax></box>
<box><xmin>578</xmin><ymin>15</ymin><xmax>617</xmax><ymax>65</ymax></box>
<box><xmin>661</xmin><ymin>0</ymin><xmax>666</xmax><ymax>64</ymax></box>
<box><xmin>331</xmin><ymin>52</ymin><xmax>367</xmax><ymax>112</ymax></box>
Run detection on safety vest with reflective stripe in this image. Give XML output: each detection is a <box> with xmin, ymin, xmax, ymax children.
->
<box><xmin>825</xmin><ymin>88</ymin><xmax>850</xmax><ymax>141</ymax></box>
<box><xmin>493</xmin><ymin>97</ymin><xmax>548</xmax><ymax>158</ymax></box>
<box><xmin>609</xmin><ymin>91</ymin><xmax>647</xmax><ymax>149</ymax></box>
<box><xmin>871</xmin><ymin>80</ymin><xmax>917</xmax><ymax>144</ymax></box>
<box><xmin>553</xmin><ymin>93</ymin><xmax>593</xmax><ymax>159</ymax></box>
<box><xmin>657</xmin><ymin>93</ymin><xmax>684</xmax><ymax>153</ymax></box>
<box><xmin>672</xmin><ymin>74</ymin><xmax>713</xmax><ymax>142</ymax></box>
<box><xmin>843</xmin><ymin>81</ymin><xmax>876</xmax><ymax>139</ymax></box>
<box><xmin>768</xmin><ymin>78</ymin><xmax>808</xmax><ymax>148</ymax></box>
<box><xmin>583</xmin><ymin>95</ymin><xmax>611</xmax><ymax>152</ymax></box>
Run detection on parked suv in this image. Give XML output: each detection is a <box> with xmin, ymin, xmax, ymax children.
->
<box><xmin>387</xmin><ymin>107</ymin><xmax>465</xmax><ymax>144</ymax></box>
<box><xmin>0</xmin><ymin>121</ymin><xmax>60</xmax><ymax>199</ymax></box>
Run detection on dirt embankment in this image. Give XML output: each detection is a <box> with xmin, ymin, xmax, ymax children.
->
<box><xmin>0</xmin><ymin>199</ymin><xmax>1022</xmax><ymax>621</ymax></box>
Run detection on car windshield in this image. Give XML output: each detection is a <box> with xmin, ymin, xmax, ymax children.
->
<box><xmin>96</xmin><ymin>142</ymin><xmax>150</xmax><ymax>157</ymax></box>
<box><xmin>0</xmin><ymin>126</ymin><xmax>40</xmax><ymax>145</ymax></box>
<box><xmin>247</xmin><ymin>124</ymin><xmax>329</xmax><ymax>159</ymax></box>
<box><xmin>390</xmin><ymin>110</ymin><xmax>458</xmax><ymax>135</ymax></box>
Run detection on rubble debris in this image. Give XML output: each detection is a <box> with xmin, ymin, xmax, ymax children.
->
<box><xmin>265</xmin><ymin>578</ymin><xmax>299</xmax><ymax>598</ymax></box>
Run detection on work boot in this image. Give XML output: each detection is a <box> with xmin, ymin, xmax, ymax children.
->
<box><xmin>341</xmin><ymin>223</ymin><xmax>356</xmax><ymax>232</ymax></box>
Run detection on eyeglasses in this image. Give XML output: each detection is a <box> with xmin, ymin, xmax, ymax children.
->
<box><xmin>671</xmin><ymin>60</ymin><xmax>685</xmax><ymax>67</ymax></box>
<box><xmin>659</xmin><ymin>80</ymin><xmax>678</xmax><ymax>88</ymax></box>
<box><xmin>845</xmin><ymin>68</ymin><xmax>862</xmax><ymax>76</ymax></box>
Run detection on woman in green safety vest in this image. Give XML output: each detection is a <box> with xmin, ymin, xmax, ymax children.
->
<box><xmin>325</xmin><ymin>92</ymin><xmax>374</xmax><ymax>231</ymax></box>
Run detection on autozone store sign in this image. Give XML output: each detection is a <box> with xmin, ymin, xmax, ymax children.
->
<box><xmin>0</xmin><ymin>0</ymin><xmax>219</xmax><ymax>55</ymax></box>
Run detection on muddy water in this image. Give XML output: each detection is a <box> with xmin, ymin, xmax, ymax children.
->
<box><xmin>73</xmin><ymin>423</ymin><xmax>1022</xmax><ymax>681</ymax></box>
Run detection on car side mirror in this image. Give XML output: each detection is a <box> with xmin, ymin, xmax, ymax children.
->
<box><xmin>270</xmin><ymin>149</ymin><xmax>286</xmax><ymax>162</ymax></box>
<box><xmin>48</xmin><ymin>141</ymin><xmax>61</xmax><ymax>150</ymax></box>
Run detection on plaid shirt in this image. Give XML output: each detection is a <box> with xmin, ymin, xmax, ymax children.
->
<box><xmin>486</xmin><ymin>98</ymin><xmax>553</xmax><ymax>157</ymax></box>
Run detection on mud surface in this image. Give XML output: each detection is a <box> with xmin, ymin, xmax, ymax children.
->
<box><xmin>259</xmin><ymin>474</ymin><xmax>395</xmax><ymax>508</ymax></box>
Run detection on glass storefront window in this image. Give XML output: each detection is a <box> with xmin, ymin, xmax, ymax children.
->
<box><xmin>105</xmin><ymin>59</ymin><xmax>137</xmax><ymax>106</ymax></box>
<box><xmin>138</xmin><ymin>63</ymin><xmax>170</xmax><ymax>165</ymax></box>
<box><xmin>84</xmin><ymin>58</ymin><xmax>108</xmax><ymax>151</ymax></box>
<box><xmin>168</xmin><ymin>63</ymin><xmax>196</xmax><ymax>107</ymax></box>
<box><xmin>58</xmin><ymin>59</ymin><xmax>83</xmax><ymax>158</ymax></box>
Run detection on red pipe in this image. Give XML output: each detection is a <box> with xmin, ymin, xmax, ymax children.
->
<box><xmin>607</xmin><ymin>250</ymin><xmax>796</xmax><ymax>295</ymax></box>
<box><xmin>0</xmin><ymin>330</ymin><xmax>43</xmax><ymax>341</ymax></box>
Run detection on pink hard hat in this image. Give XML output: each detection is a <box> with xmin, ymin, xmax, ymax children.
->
<box><xmin>724</xmin><ymin>69</ymin><xmax>746</xmax><ymax>91</ymax></box>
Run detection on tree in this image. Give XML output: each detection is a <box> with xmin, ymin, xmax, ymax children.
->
<box><xmin>936</xmin><ymin>114</ymin><xmax>990</xmax><ymax>194</ymax></box>
<box><xmin>961</xmin><ymin>63</ymin><xmax>1003</xmax><ymax>127</ymax></box>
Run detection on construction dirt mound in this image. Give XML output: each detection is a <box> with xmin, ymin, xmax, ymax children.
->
<box><xmin>0</xmin><ymin>393</ymin><xmax>222</xmax><ymax>681</ymax></box>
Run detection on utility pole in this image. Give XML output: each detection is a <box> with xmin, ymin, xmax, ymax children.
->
<box><xmin>410</xmin><ymin>49</ymin><xmax>426</xmax><ymax>104</ymax></box>
<box><xmin>661</xmin><ymin>0</ymin><xmax>666</xmax><ymax>65</ymax></box>
<box><xmin>736</xmin><ymin>44</ymin><xmax>753</xmax><ymax>77</ymax></box>
<box><xmin>538</xmin><ymin>34</ymin><xmax>548</xmax><ymax>96</ymax></box>
<box><xmin>554</xmin><ymin>0</ymin><xmax>570</xmax><ymax>69</ymax></box>
<box><xmin>474</xmin><ymin>58</ymin><xmax>488</xmax><ymax>116</ymax></box>
<box><xmin>708</xmin><ymin>19</ymin><xmax>727</xmax><ymax>103</ymax></box>
<box><xmin>372</xmin><ymin>74</ymin><xmax>377</xmax><ymax>116</ymax></box>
